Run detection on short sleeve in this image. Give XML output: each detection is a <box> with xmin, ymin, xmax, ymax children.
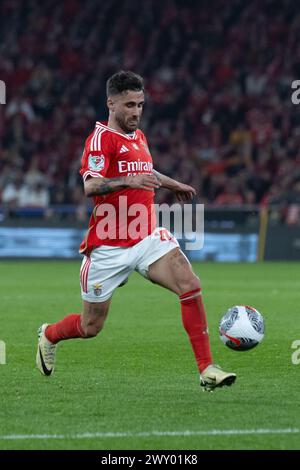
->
<box><xmin>79</xmin><ymin>129</ymin><xmax>112</xmax><ymax>181</ymax></box>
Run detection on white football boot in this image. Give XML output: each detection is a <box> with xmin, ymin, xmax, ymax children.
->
<box><xmin>36</xmin><ymin>324</ymin><xmax>57</xmax><ymax>376</ymax></box>
<box><xmin>200</xmin><ymin>364</ymin><xmax>236</xmax><ymax>392</ymax></box>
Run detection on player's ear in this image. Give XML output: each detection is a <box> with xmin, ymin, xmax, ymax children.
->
<box><xmin>107</xmin><ymin>97</ymin><xmax>115</xmax><ymax>112</ymax></box>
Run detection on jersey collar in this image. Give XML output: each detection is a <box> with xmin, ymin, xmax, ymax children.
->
<box><xmin>96</xmin><ymin>121</ymin><xmax>137</xmax><ymax>140</ymax></box>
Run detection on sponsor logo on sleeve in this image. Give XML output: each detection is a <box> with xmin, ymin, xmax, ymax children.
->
<box><xmin>88</xmin><ymin>154</ymin><xmax>105</xmax><ymax>171</ymax></box>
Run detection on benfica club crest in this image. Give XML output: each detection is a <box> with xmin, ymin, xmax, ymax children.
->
<box><xmin>88</xmin><ymin>154</ymin><xmax>105</xmax><ymax>171</ymax></box>
<box><xmin>93</xmin><ymin>284</ymin><xmax>102</xmax><ymax>296</ymax></box>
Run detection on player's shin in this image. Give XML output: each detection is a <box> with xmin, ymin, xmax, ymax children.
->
<box><xmin>179</xmin><ymin>289</ymin><xmax>213</xmax><ymax>372</ymax></box>
<box><xmin>45</xmin><ymin>314</ymin><xmax>85</xmax><ymax>344</ymax></box>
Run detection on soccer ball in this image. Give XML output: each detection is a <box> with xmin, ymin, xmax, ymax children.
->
<box><xmin>219</xmin><ymin>305</ymin><xmax>265</xmax><ymax>351</ymax></box>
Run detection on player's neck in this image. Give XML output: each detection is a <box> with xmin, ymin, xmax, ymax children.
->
<box><xmin>107</xmin><ymin>118</ymin><xmax>134</xmax><ymax>136</ymax></box>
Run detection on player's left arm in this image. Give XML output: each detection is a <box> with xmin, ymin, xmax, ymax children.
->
<box><xmin>153</xmin><ymin>169</ymin><xmax>196</xmax><ymax>201</ymax></box>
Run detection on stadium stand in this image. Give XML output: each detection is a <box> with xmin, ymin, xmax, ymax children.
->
<box><xmin>0</xmin><ymin>0</ymin><xmax>299</xmax><ymax>223</ymax></box>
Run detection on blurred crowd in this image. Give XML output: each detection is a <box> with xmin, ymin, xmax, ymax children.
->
<box><xmin>0</xmin><ymin>0</ymin><xmax>300</xmax><ymax>223</ymax></box>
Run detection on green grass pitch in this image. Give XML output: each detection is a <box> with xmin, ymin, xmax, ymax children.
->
<box><xmin>0</xmin><ymin>261</ymin><xmax>299</xmax><ymax>450</ymax></box>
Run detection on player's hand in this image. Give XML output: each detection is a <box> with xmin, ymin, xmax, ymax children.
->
<box><xmin>173</xmin><ymin>182</ymin><xmax>196</xmax><ymax>202</ymax></box>
<box><xmin>125</xmin><ymin>174</ymin><xmax>162</xmax><ymax>191</ymax></box>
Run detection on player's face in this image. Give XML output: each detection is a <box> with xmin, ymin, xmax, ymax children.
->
<box><xmin>108</xmin><ymin>90</ymin><xmax>144</xmax><ymax>133</ymax></box>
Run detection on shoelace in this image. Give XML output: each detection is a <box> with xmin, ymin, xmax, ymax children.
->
<box><xmin>44</xmin><ymin>342</ymin><xmax>56</xmax><ymax>364</ymax></box>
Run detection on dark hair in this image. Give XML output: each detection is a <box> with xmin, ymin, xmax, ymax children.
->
<box><xmin>106</xmin><ymin>71</ymin><xmax>144</xmax><ymax>97</ymax></box>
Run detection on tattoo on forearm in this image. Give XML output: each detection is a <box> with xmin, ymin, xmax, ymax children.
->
<box><xmin>96</xmin><ymin>183</ymin><xmax>115</xmax><ymax>194</ymax></box>
<box><xmin>88</xmin><ymin>177</ymin><xmax>125</xmax><ymax>195</ymax></box>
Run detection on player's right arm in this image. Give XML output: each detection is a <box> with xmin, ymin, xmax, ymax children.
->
<box><xmin>84</xmin><ymin>174</ymin><xmax>161</xmax><ymax>197</ymax></box>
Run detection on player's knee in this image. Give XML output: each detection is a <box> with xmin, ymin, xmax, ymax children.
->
<box><xmin>178</xmin><ymin>274</ymin><xmax>201</xmax><ymax>295</ymax></box>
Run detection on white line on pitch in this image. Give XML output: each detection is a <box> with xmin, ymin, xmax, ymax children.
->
<box><xmin>0</xmin><ymin>428</ymin><xmax>299</xmax><ymax>440</ymax></box>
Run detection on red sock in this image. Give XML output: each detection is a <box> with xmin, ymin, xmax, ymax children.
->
<box><xmin>45</xmin><ymin>314</ymin><xmax>85</xmax><ymax>344</ymax></box>
<box><xmin>180</xmin><ymin>288</ymin><xmax>213</xmax><ymax>373</ymax></box>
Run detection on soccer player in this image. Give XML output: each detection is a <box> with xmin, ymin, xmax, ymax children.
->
<box><xmin>36</xmin><ymin>71</ymin><xmax>236</xmax><ymax>392</ymax></box>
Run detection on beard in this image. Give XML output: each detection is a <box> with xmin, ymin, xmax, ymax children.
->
<box><xmin>116</xmin><ymin>114</ymin><xmax>139</xmax><ymax>133</ymax></box>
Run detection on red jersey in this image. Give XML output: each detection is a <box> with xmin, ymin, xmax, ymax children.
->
<box><xmin>79</xmin><ymin>121</ymin><xmax>156</xmax><ymax>254</ymax></box>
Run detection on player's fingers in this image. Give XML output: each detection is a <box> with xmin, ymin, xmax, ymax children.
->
<box><xmin>139</xmin><ymin>183</ymin><xmax>160</xmax><ymax>190</ymax></box>
<box><xmin>142</xmin><ymin>183</ymin><xmax>160</xmax><ymax>189</ymax></box>
<box><xmin>143</xmin><ymin>179</ymin><xmax>161</xmax><ymax>188</ymax></box>
<box><xmin>149</xmin><ymin>172</ymin><xmax>161</xmax><ymax>183</ymax></box>
<box><xmin>181</xmin><ymin>192</ymin><xmax>192</xmax><ymax>201</ymax></box>
<box><xmin>145</xmin><ymin>176</ymin><xmax>161</xmax><ymax>186</ymax></box>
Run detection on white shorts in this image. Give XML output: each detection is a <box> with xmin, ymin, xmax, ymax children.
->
<box><xmin>80</xmin><ymin>227</ymin><xmax>179</xmax><ymax>302</ymax></box>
